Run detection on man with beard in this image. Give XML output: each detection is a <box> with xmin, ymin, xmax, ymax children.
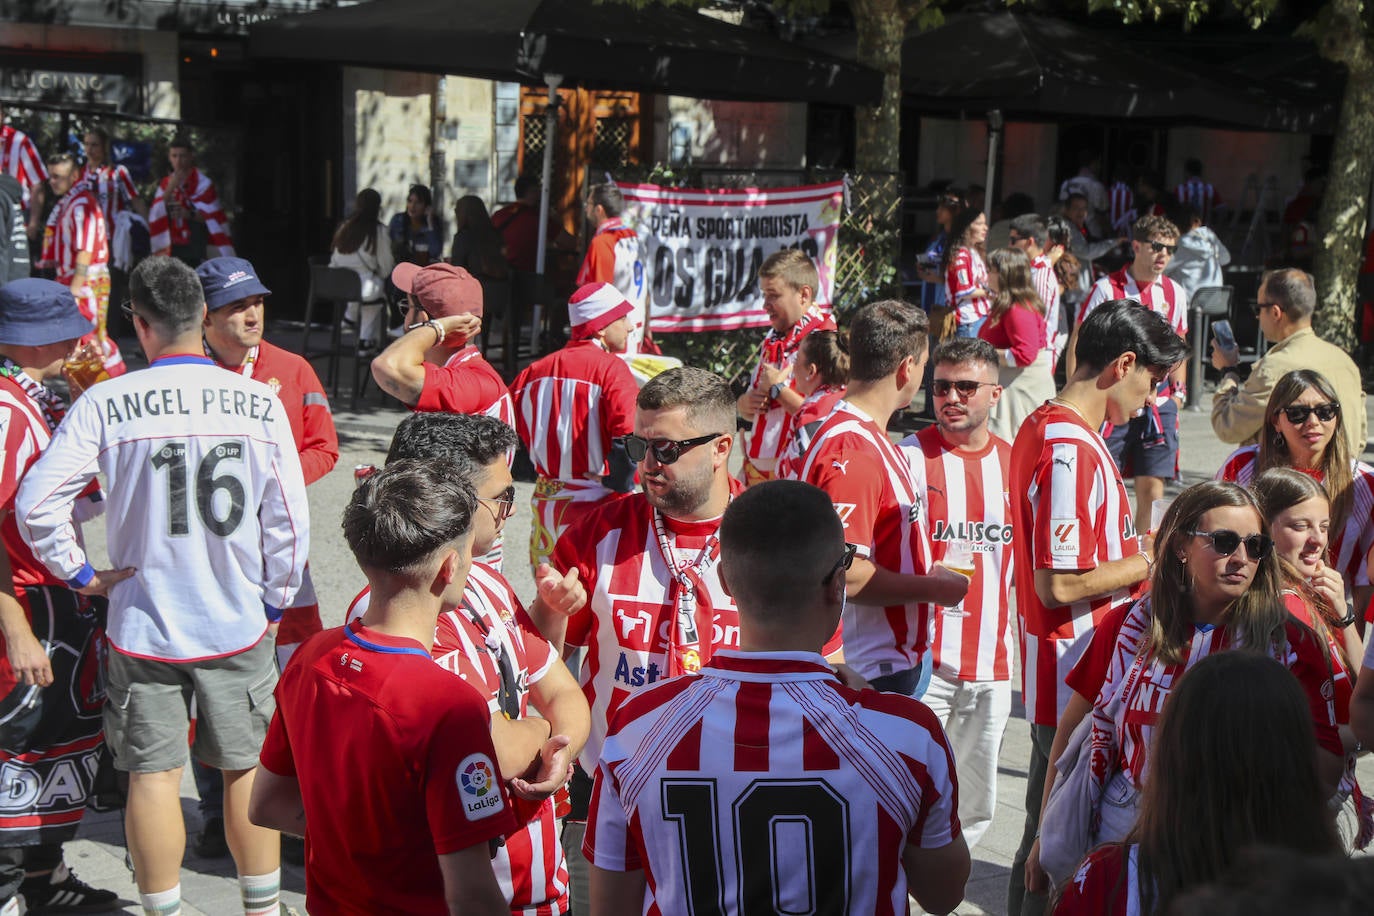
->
<box><xmin>898</xmin><ymin>337</ymin><xmax>1013</xmax><ymax>852</ymax></box>
<box><xmin>530</xmin><ymin>366</ymin><xmax>842</xmax><ymax>912</ymax></box>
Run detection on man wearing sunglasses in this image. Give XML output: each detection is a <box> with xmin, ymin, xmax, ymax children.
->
<box><xmin>1068</xmin><ymin>214</ymin><xmax>1189</xmax><ymax>536</ymax></box>
<box><xmin>736</xmin><ymin>249</ymin><xmax>837</xmax><ymax>486</ymax></box>
<box><xmin>1007</xmin><ymin>300</ymin><xmax>1190</xmax><ymax>916</ymax></box>
<box><xmin>510</xmin><ymin>282</ymin><xmax>641</xmax><ymax>575</ymax></box>
<box><xmin>1211</xmin><ymin>267</ymin><xmax>1366</xmax><ymax>457</ymax></box>
<box><xmin>346</xmin><ymin>412</ymin><xmax>590</xmax><ymax>916</ymax></box>
<box><xmin>897</xmin><ymin>338</ymin><xmax>1013</xmax><ymax>853</ymax></box>
<box><xmin>586</xmin><ymin>480</ymin><xmax>971</xmax><ymax>915</ymax></box>
<box><xmin>792</xmin><ymin>300</ymin><xmax>969</xmax><ymax>698</ymax></box>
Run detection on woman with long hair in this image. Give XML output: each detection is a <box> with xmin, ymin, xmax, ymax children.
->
<box><xmin>449</xmin><ymin>195</ymin><xmax>509</xmax><ymax>281</ymax></box>
<box><xmin>329</xmin><ymin>187</ymin><xmax>395</xmax><ymax>350</ymax></box>
<box><xmin>1217</xmin><ymin>369</ymin><xmax>1374</xmax><ymax>615</ymax></box>
<box><xmin>775</xmin><ymin>329</ymin><xmax>849</xmax><ymax>480</ymax></box>
<box><xmin>942</xmin><ymin>207</ymin><xmax>990</xmax><ymax>339</ymax></box>
<box><xmin>1028</xmin><ymin>481</ymin><xmax>1345</xmax><ymax>894</ymax></box>
<box><xmin>1053</xmin><ymin>651</ymin><xmax>1341</xmax><ymax>914</ymax></box>
<box><xmin>388</xmin><ymin>183</ymin><xmax>445</xmax><ymax>266</ymax></box>
<box><xmin>980</xmin><ymin>247</ymin><xmax>1053</xmax><ymax>440</ymax></box>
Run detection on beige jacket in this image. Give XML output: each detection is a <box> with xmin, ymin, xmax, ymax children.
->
<box><xmin>1211</xmin><ymin>326</ymin><xmax>1367</xmax><ymax>457</ymax></box>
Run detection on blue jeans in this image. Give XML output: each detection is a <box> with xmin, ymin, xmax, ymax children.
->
<box><xmin>955</xmin><ymin>317</ymin><xmax>986</xmax><ymax>339</ymax></box>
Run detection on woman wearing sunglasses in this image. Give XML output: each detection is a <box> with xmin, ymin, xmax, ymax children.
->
<box><xmin>980</xmin><ymin>247</ymin><xmax>1053</xmax><ymax>441</ymax></box>
<box><xmin>1216</xmin><ymin>369</ymin><xmax>1374</xmax><ymax>619</ymax></box>
<box><xmin>1028</xmin><ymin>481</ymin><xmax>1344</xmax><ymax>892</ymax></box>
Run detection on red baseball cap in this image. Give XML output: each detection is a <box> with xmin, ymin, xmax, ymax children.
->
<box><xmin>391</xmin><ymin>262</ymin><xmax>484</xmax><ymax>318</ymax></box>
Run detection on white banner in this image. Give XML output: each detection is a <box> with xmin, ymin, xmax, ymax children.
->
<box><xmin>618</xmin><ymin>181</ymin><xmax>844</xmax><ymax>334</ymax></box>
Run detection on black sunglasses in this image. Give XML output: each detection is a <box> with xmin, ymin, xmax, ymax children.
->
<box><xmin>823</xmin><ymin>543</ymin><xmax>857</xmax><ymax>586</ymax></box>
<box><xmin>1279</xmin><ymin>403</ymin><xmax>1339</xmax><ymax>425</ymax></box>
<box><xmin>1147</xmin><ymin>241</ymin><xmax>1178</xmax><ymax>255</ymax></box>
<box><xmin>1188</xmin><ymin>529</ymin><xmax>1273</xmax><ymax>561</ymax></box>
<box><xmin>619</xmin><ymin>433</ymin><xmax>721</xmax><ymax>465</ymax></box>
<box><xmin>477</xmin><ymin>485</ymin><xmax>517</xmax><ymax>522</ymax></box>
<box><xmin>932</xmin><ymin>379</ymin><xmax>997</xmax><ymax>398</ymax></box>
<box><xmin>119</xmin><ymin>299</ymin><xmax>136</xmax><ymax>321</ymax></box>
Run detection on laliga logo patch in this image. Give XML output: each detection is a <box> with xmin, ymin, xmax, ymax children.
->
<box><xmin>457</xmin><ymin>753</ymin><xmax>503</xmax><ymax>820</ymax></box>
<box><xmin>1050</xmin><ymin>518</ymin><xmax>1079</xmax><ymax>554</ymax></box>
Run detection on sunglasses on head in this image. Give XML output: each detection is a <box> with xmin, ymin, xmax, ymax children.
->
<box><xmin>618</xmin><ymin>433</ymin><xmax>722</xmax><ymax>465</ymax></box>
<box><xmin>1280</xmin><ymin>402</ymin><xmax>1339</xmax><ymax>425</ymax></box>
<box><xmin>1146</xmin><ymin>241</ymin><xmax>1178</xmax><ymax>255</ymax></box>
<box><xmin>1188</xmin><ymin>529</ymin><xmax>1273</xmax><ymax>561</ymax></box>
<box><xmin>823</xmin><ymin>542</ymin><xmax>857</xmax><ymax>586</ymax></box>
<box><xmin>932</xmin><ymin>379</ymin><xmax>996</xmax><ymax>398</ymax></box>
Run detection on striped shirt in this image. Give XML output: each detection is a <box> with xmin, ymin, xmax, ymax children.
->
<box><xmin>1031</xmin><ymin>254</ymin><xmax>1061</xmax><ymax>359</ymax></box>
<box><xmin>148</xmin><ymin>168</ymin><xmax>234</xmax><ymax>255</ymax></box>
<box><xmin>743</xmin><ymin>305</ymin><xmax>838</xmax><ymax>471</ymax></box>
<box><xmin>40</xmin><ymin>186</ymin><xmax>108</xmax><ymax>286</ymax></box>
<box><xmin>0</xmin><ymin>126</ymin><xmax>46</xmax><ymax>209</ymax></box>
<box><xmin>77</xmin><ymin>164</ymin><xmax>139</xmax><ymax>228</ymax></box>
<box><xmin>1175</xmin><ymin>177</ymin><xmax>1222</xmax><ymax>225</ymax></box>
<box><xmin>1108</xmin><ymin>182</ymin><xmax>1134</xmax><ymax>235</ymax></box>
<box><xmin>584</xmin><ymin>650</ymin><xmax>962</xmax><ymax>916</ymax></box>
<box><xmin>0</xmin><ymin>377</ymin><xmax>67</xmax><ymax>590</ymax></box>
<box><xmin>946</xmin><ymin>247</ymin><xmax>990</xmax><ymax>326</ymax></box>
<box><xmin>1081</xmin><ymin>268</ymin><xmax>1188</xmax><ymax>403</ymax></box>
<box><xmin>902</xmin><ymin>427</ymin><xmax>1015</xmax><ymax>682</ymax></box>
<box><xmin>799</xmin><ymin>400</ymin><xmax>933</xmax><ymax>681</ymax></box>
<box><xmin>1009</xmin><ymin>401</ymin><xmax>1140</xmax><ymax>727</ymax></box>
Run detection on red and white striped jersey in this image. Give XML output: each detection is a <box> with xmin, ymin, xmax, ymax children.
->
<box><xmin>1031</xmin><ymin>254</ymin><xmax>1061</xmax><ymax>358</ymax></box>
<box><xmin>901</xmin><ymin>427</ymin><xmax>1015</xmax><ymax>682</ymax></box>
<box><xmin>418</xmin><ymin>346</ymin><xmax>515</xmax><ymax>428</ymax></box>
<box><xmin>0</xmin><ymin>377</ymin><xmax>67</xmax><ymax>590</ymax></box>
<box><xmin>78</xmin><ymin>164</ymin><xmax>138</xmax><ymax>228</ymax></box>
<box><xmin>1081</xmin><ymin>268</ymin><xmax>1188</xmax><ymax>402</ymax></box>
<box><xmin>0</xmin><ymin>126</ymin><xmax>45</xmax><ymax>209</ymax></box>
<box><xmin>946</xmin><ymin>247</ymin><xmax>990</xmax><ymax>326</ymax></box>
<box><xmin>1175</xmin><ymin>177</ymin><xmax>1222</xmax><ymax>225</ymax></box>
<box><xmin>577</xmin><ymin>218</ymin><xmax>647</xmax><ymax>353</ymax></box>
<box><xmin>775</xmin><ymin>385</ymin><xmax>844</xmax><ymax>481</ymax></box>
<box><xmin>1108</xmin><ymin>183</ymin><xmax>1135</xmax><ymax>236</ymax></box>
<box><xmin>798</xmin><ymin>400</ymin><xmax>934</xmax><ymax>681</ymax></box>
<box><xmin>432</xmin><ymin>562</ymin><xmax>568</xmax><ymax>916</ymax></box>
<box><xmin>40</xmin><ymin>185</ymin><xmax>108</xmax><ymax>284</ymax></box>
<box><xmin>1215</xmin><ymin>445</ymin><xmax>1374</xmax><ymax>588</ymax></box>
<box><xmin>1054</xmin><ymin>844</ymin><xmax>1138</xmax><ymax>916</ymax></box>
<box><xmin>1009</xmin><ymin>401</ymin><xmax>1140</xmax><ymax>727</ymax></box>
<box><xmin>148</xmin><ymin>168</ymin><xmax>234</xmax><ymax>255</ymax></box>
<box><xmin>743</xmin><ymin>305</ymin><xmax>838</xmax><ymax>469</ymax></box>
<box><xmin>584</xmin><ymin>650</ymin><xmax>963</xmax><ymax>916</ymax></box>
<box><xmin>509</xmin><ymin>339</ymin><xmax>638</xmax><ymax>487</ymax></box>
<box><xmin>1088</xmin><ymin>598</ymin><xmax>1340</xmax><ymax>794</ymax></box>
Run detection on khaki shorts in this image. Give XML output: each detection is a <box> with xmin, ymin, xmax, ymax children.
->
<box><xmin>105</xmin><ymin>637</ymin><xmax>277</xmax><ymax>773</ymax></box>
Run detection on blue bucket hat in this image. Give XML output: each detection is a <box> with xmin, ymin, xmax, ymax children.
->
<box><xmin>196</xmin><ymin>257</ymin><xmax>271</xmax><ymax>311</ymax></box>
<box><xmin>0</xmin><ymin>279</ymin><xmax>94</xmax><ymax>346</ymax></box>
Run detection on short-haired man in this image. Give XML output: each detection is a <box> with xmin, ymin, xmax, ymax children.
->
<box><xmin>1068</xmin><ymin>214</ymin><xmax>1189</xmax><ymax>535</ymax></box>
<box><xmin>250</xmin><ymin>461</ymin><xmax>515</xmax><ymax>916</ymax></box>
<box><xmin>792</xmin><ymin>300</ymin><xmax>969</xmax><ymax>696</ymax></box>
<box><xmin>898</xmin><ymin>337</ymin><xmax>1013</xmax><ymax>852</ymax></box>
<box><xmin>372</xmin><ymin>262</ymin><xmax>514</xmax><ymax>425</ymax></box>
<box><xmin>585</xmin><ymin>480</ymin><xmax>971</xmax><ymax>915</ymax></box>
<box><xmin>1008</xmin><ymin>213</ymin><xmax>1064</xmax><ymax>367</ymax></box>
<box><xmin>736</xmin><ymin>248</ymin><xmax>837</xmax><ymax>485</ymax></box>
<box><xmin>1006</xmin><ymin>300</ymin><xmax>1189</xmax><ymax>916</ymax></box>
<box><xmin>510</xmin><ymin>282</ymin><xmax>640</xmax><ymax>571</ymax></box>
<box><xmin>149</xmin><ymin>137</ymin><xmax>234</xmax><ymax>263</ymax></box>
<box><xmin>17</xmin><ymin>255</ymin><xmax>309</xmax><ymax>916</ymax></box>
<box><xmin>532</xmin><ymin>367</ymin><xmax>834</xmax><ymax>911</ymax></box>
<box><xmin>1212</xmin><ymin>267</ymin><xmax>1366</xmax><ymax>456</ymax></box>
<box><xmin>577</xmin><ymin>182</ymin><xmax>647</xmax><ymax>354</ymax></box>
<box><xmin>0</xmin><ymin>279</ymin><xmax>118</xmax><ymax>913</ymax></box>
<box><xmin>39</xmin><ymin>152</ymin><xmax>125</xmax><ymax>378</ymax></box>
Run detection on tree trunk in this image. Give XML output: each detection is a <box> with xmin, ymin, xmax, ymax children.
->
<box><xmin>851</xmin><ymin>0</ymin><xmax>907</xmax><ymax>173</ymax></box>
<box><xmin>1312</xmin><ymin>62</ymin><xmax>1374</xmax><ymax>347</ymax></box>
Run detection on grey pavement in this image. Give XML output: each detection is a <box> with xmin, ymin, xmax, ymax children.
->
<box><xmin>53</xmin><ymin>337</ymin><xmax>1374</xmax><ymax>914</ymax></box>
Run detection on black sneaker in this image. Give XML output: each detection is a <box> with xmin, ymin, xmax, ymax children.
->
<box><xmin>194</xmin><ymin>815</ymin><xmax>230</xmax><ymax>858</ymax></box>
<box><xmin>20</xmin><ymin>863</ymin><xmax>118</xmax><ymax>914</ymax></box>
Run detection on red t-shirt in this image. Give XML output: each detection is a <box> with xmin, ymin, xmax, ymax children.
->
<box><xmin>260</xmin><ymin>621</ymin><xmax>516</xmax><ymax>915</ymax></box>
<box><xmin>979</xmin><ymin>302</ymin><xmax>1047</xmax><ymax>366</ymax></box>
<box><xmin>1053</xmin><ymin>843</ymin><xmax>1136</xmax><ymax>916</ymax></box>
<box><xmin>417</xmin><ymin>346</ymin><xmax>515</xmax><ymax>425</ymax></box>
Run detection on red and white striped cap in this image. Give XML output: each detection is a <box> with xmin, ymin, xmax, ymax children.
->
<box><xmin>569</xmin><ymin>282</ymin><xmax>634</xmax><ymax>340</ymax></box>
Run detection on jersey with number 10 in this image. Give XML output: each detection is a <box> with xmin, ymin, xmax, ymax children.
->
<box><xmin>17</xmin><ymin>355</ymin><xmax>309</xmax><ymax>662</ymax></box>
<box><xmin>585</xmin><ymin>650</ymin><xmax>962</xmax><ymax>916</ymax></box>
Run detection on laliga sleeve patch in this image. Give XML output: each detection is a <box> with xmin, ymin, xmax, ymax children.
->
<box><xmin>1050</xmin><ymin>518</ymin><xmax>1080</xmax><ymax>555</ymax></box>
<box><xmin>457</xmin><ymin>753</ymin><xmax>505</xmax><ymax>821</ymax></box>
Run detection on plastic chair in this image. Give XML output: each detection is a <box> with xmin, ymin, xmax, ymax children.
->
<box><xmin>303</xmin><ymin>264</ymin><xmax>372</xmax><ymax>407</ymax></box>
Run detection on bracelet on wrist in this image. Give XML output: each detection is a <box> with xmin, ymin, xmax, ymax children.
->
<box><xmin>406</xmin><ymin>319</ymin><xmax>446</xmax><ymax>346</ymax></box>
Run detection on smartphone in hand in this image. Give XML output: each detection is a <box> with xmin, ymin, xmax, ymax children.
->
<box><xmin>1212</xmin><ymin>319</ymin><xmax>1238</xmax><ymax>354</ymax></box>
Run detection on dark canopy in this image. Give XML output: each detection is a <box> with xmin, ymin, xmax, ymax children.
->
<box><xmin>249</xmin><ymin>0</ymin><xmax>883</xmax><ymax>106</ymax></box>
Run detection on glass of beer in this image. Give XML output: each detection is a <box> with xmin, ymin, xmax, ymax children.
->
<box><xmin>942</xmin><ymin>538</ymin><xmax>976</xmax><ymax>578</ymax></box>
<box><xmin>62</xmin><ymin>342</ymin><xmax>106</xmax><ymax>397</ymax></box>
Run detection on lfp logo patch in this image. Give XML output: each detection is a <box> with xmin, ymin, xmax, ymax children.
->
<box><xmin>457</xmin><ymin>753</ymin><xmax>504</xmax><ymax>821</ymax></box>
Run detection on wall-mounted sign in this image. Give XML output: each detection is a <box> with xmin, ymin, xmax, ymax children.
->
<box><xmin>0</xmin><ymin>50</ymin><xmax>143</xmax><ymax>113</ymax></box>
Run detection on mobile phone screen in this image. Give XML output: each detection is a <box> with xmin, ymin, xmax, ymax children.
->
<box><xmin>1212</xmin><ymin>319</ymin><xmax>1238</xmax><ymax>352</ymax></box>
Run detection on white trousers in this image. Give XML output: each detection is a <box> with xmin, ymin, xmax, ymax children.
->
<box><xmin>920</xmin><ymin>672</ymin><xmax>1013</xmax><ymax>851</ymax></box>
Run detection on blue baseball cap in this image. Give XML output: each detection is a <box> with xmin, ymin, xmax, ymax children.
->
<box><xmin>196</xmin><ymin>257</ymin><xmax>271</xmax><ymax>311</ymax></box>
<box><xmin>0</xmin><ymin>279</ymin><xmax>94</xmax><ymax>346</ymax></box>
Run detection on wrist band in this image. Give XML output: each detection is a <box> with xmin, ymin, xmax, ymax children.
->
<box><xmin>1142</xmin><ymin>551</ymin><xmax>1154</xmax><ymax>578</ymax></box>
<box><xmin>406</xmin><ymin>319</ymin><xmax>446</xmax><ymax>346</ymax></box>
